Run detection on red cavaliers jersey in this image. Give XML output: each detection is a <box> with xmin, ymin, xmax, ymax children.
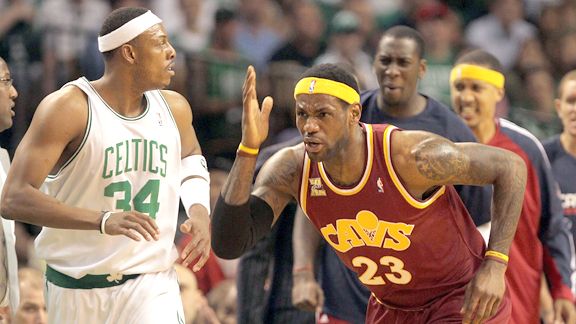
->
<box><xmin>298</xmin><ymin>123</ymin><xmax>487</xmax><ymax>309</ymax></box>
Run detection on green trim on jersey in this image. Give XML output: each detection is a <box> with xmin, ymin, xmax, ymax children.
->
<box><xmin>47</xmin><ymin>97</ymin><xmax>93</xmax><ymax>179</ymax></box>
<box><xmin>84</xmin><ymin>77</ymin><xmax>151</xmax><ymax>121</ymax></box>
<box><xmin>46</xmin><ymin>265</ymin><xmax>140</xmax><ymax>289</ymax></box>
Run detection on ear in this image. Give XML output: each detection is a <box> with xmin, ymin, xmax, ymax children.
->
<box><xmin>495</xmin><ymin>86</ymin><xmax>505</xmax><ymax>103</ymax></box>
<box><xmin>418</xmin><ymin>59</ymin><xmax>427</xmax><ymax>79</ymax></box>
<box><xmin>554</xmin><ymin>98</ymin><xmax>562</xmax><ymax>115</ymax></box>
<box><xmin>121</xmin><ymin>44</ymin><xmax>136</xmax><ymax>64</ymax></box>
<box><xmin>350</xmin><ymin>103</ymin><xmax>362</xmax><ymax>122</ymax></box>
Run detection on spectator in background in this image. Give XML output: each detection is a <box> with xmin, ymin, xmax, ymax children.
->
<box><xmin>207</xmin><ymin>279</ymin><xmax>238</xmax><ymax>324</ymax></box>
<box><xmin>543</xmin><ymin>69</ymin><xmax>576</xmax><ymax>300</ymax></box>
<box><xmin>12</xmin><ymin>268</ymin><xmax>46</xmax><ymax>324</ymax></box>
<box><xmin>186</xmin><ymin>7</ymin><xmax>249</xmax><ymax>164</ymax></box>
<box><xmin>36</xmin><ymin>0</ymin><xmax>110</xmax><ymax>92</ymax></box>
<box><xmin>0</xmin><ymin>0</ymin><xmax>42</xmax><ymax>155</ymax></box>
<box><xmin>172</xmin><ymin>0</ymin><xmax>216</xmax><ymax>54</ymax></box>
<box><xmin>450</xmin><ymin>49</ymin><xmax>576</xmax><ymax>324</ymax></box>
<box><xmin>465</xmin><ymin>0</ymin><xmax>537</xmax><ymax>71</ymax></box>
<box><xmin>266</xmin><ymin>0</ymin><xmax>326</xmax><ymax>145</ymax></box>
<box><xmin>174</xmin><ymin>263</ymin><xmax>220</xmax><ymax>324</ymax></box>
<box><xmin>315</xmin><ymin>10</ymin><xmax>378</xmax><ymax>90</ymax></box>
<box><xmin>0</xmin><ymin>56</ymin><xmax>19</xmax><ymax>324</ymax></box>
<box><xmin>234</xmin><ymin>0</ymin><xmax>285</xmax><ymax>72</ymax></box>
<box><xmin>415</xmin><ymin>1</ymin><xmax>463</xmax><ymax>106</ymax></box>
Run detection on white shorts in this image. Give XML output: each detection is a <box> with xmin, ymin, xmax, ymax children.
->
<box><xmin>45</xmin><ymin>267</ymin><xmax>184</xmax><ymax>324</ymax></box>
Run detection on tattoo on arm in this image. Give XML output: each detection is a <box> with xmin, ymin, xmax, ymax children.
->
<box><xmin>414</xmin><ymin>139</ymin><xmax>469</xmax><ymax>183</ymax></box>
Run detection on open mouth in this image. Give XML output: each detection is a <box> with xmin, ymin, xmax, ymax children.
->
<box><xmin>304</xmin><ymin>139</ymin><xmax>322</xmax><ymax>153</ymax></box>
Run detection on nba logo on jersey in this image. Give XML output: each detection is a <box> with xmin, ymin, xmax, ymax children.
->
<box><xmin>156</xmin><ymin>112</ymin><xmax>163</xmax><ymax>126</ymax></box>
<box><xmin>308</xmin><ymin>80</ymin><xmax>316</xmax><ymax>93</ymax></box>
<box><xmin>377</xmin><ymin>177</ymin><xmax>384</xmax><ymax>193</ymax></box>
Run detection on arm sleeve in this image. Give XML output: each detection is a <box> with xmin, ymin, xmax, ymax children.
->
<box><xmin>211</xmin><ymin>194</ymin><xmax>274</xmax><ymax>260</ymax></box>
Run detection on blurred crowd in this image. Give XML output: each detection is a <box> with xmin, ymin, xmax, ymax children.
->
<box><xmin>1</xmin><ymin>0</ymin><xmax>575</xmax><ymax>323</ymax></box>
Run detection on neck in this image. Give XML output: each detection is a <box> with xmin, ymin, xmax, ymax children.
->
<box><xmin>92</xmin><ymin>72</ymin><xmax>147</xmax><ymax>117</ymax></box>
<box><xmin>472</xmin><ymin>119</ymin><xmax>497</xmax><ymax>144</ymax></box>
<box><xmin>323</xmin><ymin>124</ymin><xmax>367</xmax><ymax>186</ymax></box>
<box><xmin>560</xmin><ymin>132</ymin><xmax>576</xmax><ymax>157</ymax></box>
<box><xmin>377</xmin><ymin>92</ymin><xmax>427</xmax><ymax>118</ymax></box>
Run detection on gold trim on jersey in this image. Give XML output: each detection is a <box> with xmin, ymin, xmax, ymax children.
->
<box><xmin>318</xmin><ymin>124</ymin><xmax>374</xmax><ymax>196</ymax></box>
<box><xmin>383</xmin><ymin>126</ymin><xmax>445</xmax><ymax>209</ymax></box>
<box><xmin>300</xmin><ymin>153</ymin><xmax>312</xmax><ymax>216</ymax></box>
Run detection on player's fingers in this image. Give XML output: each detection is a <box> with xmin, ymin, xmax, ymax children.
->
<box><xmin>120</xmin><ymin>228</ymin><xmax>141</xmax><ymax>241</ymax></box>
<box><xmin>261</xmin><ymin>96</ymin><xmax>273</xmax><ymax>115</ymax></box>
<box><xmin>182</xmin><ymin>239</ymin><xmax>204</xmax><ymax>268</ymax></box>
<box><xmin>472</xmin><ymin>296</ymin><xmax>493</xmax><ymax>324</ymax></box>
<box><xmin>181</xmin><ymin>235</ymin><xmax>201</xmax><ymax>259</ymax></box>
<box><xmin>126</xmin><ymin>222</ymin><xmax>153</xmax><ymax>241</ymax></box>
<box><xmin>191</xmin><ymin>242</ymin><xmax>210</xmax><ymax>272</ymax></box>
<box><xmin>487</xmin><ymin>296</ymin><xmax>501</xmax><ymax>320</ymax></box>
<box><xmin>461</xmin><ymin>286</ymin><xmax>479</xmax><ymax>324</ymax></box>
<box><xmin>132</xmin><ymin>217</ymin><xmax>159</xmax><ymax>240</ymax></box>
<box><xmin>134</xmin><ymin>213</ymin><xmax>159</xmax><ymax>233</ymax></box>
<box><xmin>179</xmin><ymin>221</ymin><xmax>190</xmax><ymax>234</ymax></box>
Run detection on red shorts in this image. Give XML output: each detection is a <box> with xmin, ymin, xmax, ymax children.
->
<box><xmin>365</xmin><ymin>286</ymin><xmax>511</xmax><ymax>324</ymax></box>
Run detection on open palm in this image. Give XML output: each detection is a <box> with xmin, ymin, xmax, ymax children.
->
<box><xmin>241</xmin><ymin>65</ymin><xmax>274</xmax><ymax>149</ymax></box>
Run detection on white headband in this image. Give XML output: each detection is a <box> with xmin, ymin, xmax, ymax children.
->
<box><xmin>98</xmin><ymin>10</ymin><xmax>162</xmax><ymax>52</ymax></box>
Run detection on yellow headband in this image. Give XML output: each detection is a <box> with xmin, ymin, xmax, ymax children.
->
<box><xmin>450</xmin><ymin>64</ymin><xmax>505</xmax><ymax>89</ymax></box>
<box><xmin>294</xmin><ymin>77</ymin><xmax>360</xmax><ymax>104</ymax></box>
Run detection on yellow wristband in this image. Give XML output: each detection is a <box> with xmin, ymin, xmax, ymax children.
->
<box><xmin>238</xmin><ymin>143</ymin><xmax>259</xmax><ymax>156</ymax></box>
<box><xmin>485</xmin><ymin>250</ymin><xmax>509</xmax><ymax>263</ymax></box>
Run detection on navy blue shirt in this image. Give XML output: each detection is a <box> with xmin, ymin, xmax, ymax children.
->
<box><xmin>321</xmin><ymin>90</ymin><xmax>493</xmax><ymax>323</ymax></box>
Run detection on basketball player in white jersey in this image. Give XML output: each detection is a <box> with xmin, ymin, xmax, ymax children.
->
<box><xmin>0</xmin><ymin>8</ymin><xmax>211</xmax><ymax>323</ymax></box>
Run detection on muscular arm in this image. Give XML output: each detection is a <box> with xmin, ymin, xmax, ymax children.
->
<box><xmin>393</xmin><ymin>131</ymin><xmax>527</xmax><ymax>255</ymax></box>
<box><xmin>162</xmin><ymin>90</ymin><xmax>202</xmax><ymax>158</ymax></box>
<box><xmin>0</xmin><ymin>87</ymin><xmax>102</xmax><ymax>228</ymax></box>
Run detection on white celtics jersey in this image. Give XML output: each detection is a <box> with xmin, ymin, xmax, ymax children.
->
<box><xmin>35</xmin><ymin>77</ymin><xmax>182</xmax><ymax>278</ymax></box>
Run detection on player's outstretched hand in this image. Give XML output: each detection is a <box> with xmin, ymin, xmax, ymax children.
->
<box><xmin>179</xmin><ymin>204</ymin><xmax>211</xmax><ymax>272</ymax></box>
<box><xmin>461</xmin><ymin>260</ymin><xmax>507</xmax><ymax>324</ymax></box>
<box><xmin>104</xmin><ymin>211</ymin><xmax>159</xmax><ymax>241</ymax></box>
<box><xmin>241</xmin><ymin>65</ymin><xmax>273</xmax><ymax>150</ymax></box>
<box><xmin>292</xmin><ymin>270</ymin><xmax>324</xmax><ymax>313</ymax></box>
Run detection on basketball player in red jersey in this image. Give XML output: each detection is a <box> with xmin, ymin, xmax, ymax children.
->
<box><xmin>211</xmin><ymin>63</ymin><xmax>527</xmax><ymax>323</ymax></box>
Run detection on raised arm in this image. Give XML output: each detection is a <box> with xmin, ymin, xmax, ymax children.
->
<box><xmin>211</xmin><ymin>66</ymin><xmax>300</xmax><ymax>259</ymax></box>
<box><xmin>391</xmin><ymin>130</ymin><xmax>527</xmax><ymax>323</ymax></box>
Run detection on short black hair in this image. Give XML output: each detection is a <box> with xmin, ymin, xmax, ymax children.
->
<box><xmin>99</xmin><ymin>7</ymin><xmax>149</xmax><ymax>37</ymax></box>
<box><xmin>382</xmin><ymin>25</ymin><xmax>425</xmax><ymax>58</ymax></box>
<box><xmin>455</xmin><ymin>49</ymin><xmax>504</xmax><ymax>74</ymax></box>
<box><xmin>299</xmin><ymin>63</ymin><xmax>360</xmax><ymax>95</ymax></box>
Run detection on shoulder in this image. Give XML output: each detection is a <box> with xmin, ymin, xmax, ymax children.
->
<box><xmin>159</xmin><ymin>89</ymin><xmax>192</xmax><ymax>121</ymax></box>
<box><xmin>391</xmin><ymin>129</ymin><xmax>454</xmax><ymax>160</ymax></box>
<box><xmin>499</xmin><ymin>119</ymin><xmax>549</xmax><ymax>166</ymax></box>
<box><xmin>35</xmin><ymin>85</ymin><xmax>88</xmax><ymax>123</ymax></box>
<box><xmin>256</xmin><ymin>143</ymin><xmax>305</xmax><ymax>197</ymax></box>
